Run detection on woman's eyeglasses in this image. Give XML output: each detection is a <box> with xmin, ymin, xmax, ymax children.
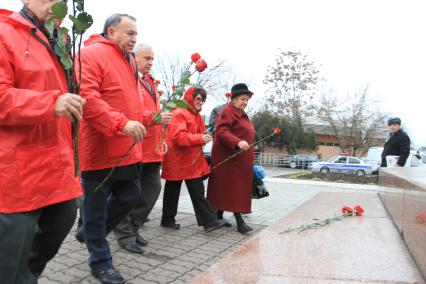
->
<box><xmin>194</xmin><ymin>97</ymin><xmax>206</xmax><ymax>103</ymax></box>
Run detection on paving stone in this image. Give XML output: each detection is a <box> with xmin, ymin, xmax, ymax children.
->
<box><xmin>39</xmin><ymin>171</ymin><xmax>380</xmax><ymax>283</ymax></box>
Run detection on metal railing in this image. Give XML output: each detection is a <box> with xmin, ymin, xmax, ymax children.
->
<box><xmin>255</xmin><ymin>152</ymin><xmax>292</xmax><ymax>169</ymax></box>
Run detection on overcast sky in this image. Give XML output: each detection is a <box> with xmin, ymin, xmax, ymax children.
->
<box><xmin>4</xmin><ymin>0</ymin><xmax>425</xmax><ymax>146</ymax></box>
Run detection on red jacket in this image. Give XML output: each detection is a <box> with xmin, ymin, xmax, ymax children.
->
<box><xmin>161</xmin><ymin>87</ymin><xmax>210</xmax><ymax>180</ymax></box>
<box><xmin>77</xmin><ymin>35</ymin><xmax>151</xmax><ymax>171</ymax></box>
<box><xmin>0</xmin><ymin>10</ymin><xmax>82</xmax><ymax>213</ymax></box>
<box><xmin>140</xmin><ymin>73</ymin><xmax>163</xmax><ymax>163</ymax></box>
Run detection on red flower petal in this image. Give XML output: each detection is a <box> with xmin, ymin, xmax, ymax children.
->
<box><xmin>341</xmin><ymin>205</ymin><xmax>353</xmax><ymax>214</ymax></box>
<box><xmin>195</xmin><ymin>59</ymin><xmax>208</xmax><ymax>72</ymax></box>
<box><xmin>353</xmin><ymin>205</ymin><xmax>364</xmax><ymax>216</ymax></box>
<box><xmin>191</xmin><ymin>53</ymin><xmax>201</xmax><ymax>63</ymax></box>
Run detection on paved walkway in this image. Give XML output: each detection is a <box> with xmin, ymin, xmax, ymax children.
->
<box><xmin>39</xmin><ymin>172</ymin><xmax>383</xmax><ymax>284</ymax></box>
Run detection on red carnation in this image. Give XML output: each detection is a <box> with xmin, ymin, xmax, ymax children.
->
<box><xmin>191</xmin><ymin>53</ymin><xmax>201</xmax><ymax>63</ymax></box>
<box><xmin>415</xmin><ymin>213</ymin><xmax>426</xmax><ymax>224</ymax></box>
<box><xmin>155</xmin><ymin>80</ymin><xmax>161</xmax><ymax>85</ymax></box>
<box><xmin>225</xmin><ymin>92</ymin><xmax>232</xmax><ymax>97</ymax></box>
<box><xmin>341</xmin><ymin>205</ymin><xmax>353</xmax><ymax>214</ymax></box>
<box><xmin>172</xmin><ymin>85</ymin><xmax>176</xmax><ymax>90</ymax></box>
<box><xmin>353</xmin><ymin>205</ymin><xmax>364</xmax><ymax>216</ymax></box>
<box><xmin>273</xmin><ymin>128</ymin><xmax>281</xmax><ymax>135</ymax></box>
<box><xmin>195</xmin><ymin>59</ymin><xmax>208</xmax><ymax>72</ymax></box>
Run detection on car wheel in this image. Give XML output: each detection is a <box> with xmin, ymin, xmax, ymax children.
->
<box><xmin>320</xmin><ymin>167</ymin><xmax>330</xmax><ymax>174</ymax></box>
<box><xmin>290</xmin><ymin>162</ymin><xmax>297</xmax><ymax>169</ymax></box>
<box><xmin>355</xmin><ymin>170</ymin><xmax>365</xmax><ymax>176</ymax></box>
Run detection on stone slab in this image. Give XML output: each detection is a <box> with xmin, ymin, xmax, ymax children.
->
<box><xmin>191</xmin><ymin>192</ymin><xmax>425</xmax><ymax>284</ymax></box>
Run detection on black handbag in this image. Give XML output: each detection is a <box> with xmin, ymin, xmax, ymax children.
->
<box><xmin>252</xmin><ymin>179</ymin><xmax>269</xmax><ymax>199</ymax></box>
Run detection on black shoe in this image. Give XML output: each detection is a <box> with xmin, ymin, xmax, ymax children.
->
<box><xmin>161</xmin><ymin>222</ymin><xmax>181</xmax><ymax>229</ymax></box>
<box><xmin>75</xmin><ymin>228</ymin><xmax>84</xmax><ymax>243</ymax></box>
<box><xmin>218</xmin><ymin>218</ymin><xmax>232</xmax><ymax>227</ymax></box>
<box><xmin>135</xmin><ymin>234</ymin><xmax>148</xmax><ymax>246</ymax></box>
<box><xmin>204</xmin><ymin>219</ymin><xmax>227</xmax><ymax>233</ymax></box>
<box><xmin>237</xmin><ymin>222</ymin><xmax>253</xmax><ymax>235</ymax></box>
<box><xmin>92</xmin><ymin>268</ymin><xmax>126</xmax><ymax>284</ymax></box>
<box><xmin>120</xmin><ymin>241</ymin><xmax>145</xmax><ymax>254</ymax></box>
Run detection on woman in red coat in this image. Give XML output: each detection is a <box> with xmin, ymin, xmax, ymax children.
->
<box><xmin>161</xmin><ymin>86</ymin><xmax>227</xmax><ymax>232</ymax></box>
<box><xmin>207</xmin><ymin>83</ymin><xmax>255</xmax><ymax>234</ymax></box>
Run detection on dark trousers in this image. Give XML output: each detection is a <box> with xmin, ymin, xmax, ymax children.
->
<box><xmin>81</xmin><ymin>177</ymin><xmax>140</xmax><ymax>272</ymax></box>
<box><xmin>0</xmin><ymin>199</ymin><xmax>77</xmax><ymax>284</ymax></box>
<box><xmin>161</xmin><ymin>178</ymin><xmax>217</xmax><ymax>226</ymax></box>
<box><xmin>114</xmin><ymin>162</ymin><xmax>162</xmax><ymax>245</ymax></box>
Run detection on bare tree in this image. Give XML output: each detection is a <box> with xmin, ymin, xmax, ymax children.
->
<box><xmin>153</xmin><ymin>53</ymin><xmax>235</xmax><ymax>102</ymax></box>
<box><xmin>264</xmin><ymin>50</ymin><xmax>322</xmax><ymax>123</ymax></box>
<box><xmin>317</xmin><ymin>86</ymin><xmax>389</xmax><ymax>156</ymax></box>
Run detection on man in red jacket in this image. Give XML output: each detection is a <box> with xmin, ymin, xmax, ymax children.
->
<box><xmin>113</xmin><ymin>44</ymin><xmax>173</xmax><ymax>253</ymax></box>
<box><xmin>0</xmin><ymin>1</ymin><xmax>85</xmax><ymax>283</ymax></box>
<box><xmin>76</xmin><ymin>14</ymin><xmax>148</xmax><ymax>284</ymax></box>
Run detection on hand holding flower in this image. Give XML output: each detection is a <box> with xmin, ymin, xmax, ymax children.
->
<box><xmin>159</xmin><ymin>112</ymin><xmax>173</xmax><ymax>125</ymax></box>
<box><xmin>238</xmin><ymin>140</ymin><xmax>250</xmax><ymax>151</ymax></box>
<box><xmin>202</xmin><ymin>134</ymin><xmax>212</xmax><ymax>144</ymax></box>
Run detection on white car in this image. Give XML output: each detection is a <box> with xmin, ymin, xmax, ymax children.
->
<box><xmin>311</xmin><ymin>155</ymin><xmax>376</xmax><ymax>176</ymax></box>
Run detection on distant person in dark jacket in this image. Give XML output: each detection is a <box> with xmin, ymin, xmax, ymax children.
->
<box><xmin>381</xmin><ymin>117</ymin><xmax>410</xmax><ymax>167</ymax></box>
<box><xmin>208</xmin><ymin>92</ymin><xmax>232</xmax><ymax>130</ymax></box>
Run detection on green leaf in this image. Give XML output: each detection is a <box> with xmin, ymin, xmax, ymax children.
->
<box><xmin>57</xmin><ymin>27</ymin><xmax>69</xmax><ymax>44</ymax></box>
<box><xmin>60</xmin><ymin>55</ymin><xmax>73</xmax><ymax>70</ymax></box>
<box><xmin>51</xmin><ymin>1</ymin><xmax>68</xmax><ymax>19</ymax></box>
<box><xmin>181</xmin><ymin>77</ymin><xmax>190</xmax><ymax>85</ymax></box>
<box><xmin>166</xmin><ymin>102</ymin><xmax>177</xmax><ymax>109</ymax></box>
<box><xmin>172</xmin><ymin>100</ymin><xmax>187</xmax><ymax>109</ymax></box>
<box><xmin>174</xmin><ymin>87</ymin><xmax>184</xmax><ymax>97</ymax></box>
<box><xmin>65</xmin><ymin>42</ymin><xmax>72</xmax><ymax>53</ymax></box>
<box><xmin>44</xmin><ymin>18</ymin><xmax>55</xmax><ymax>38</ymax></box>
<box><xmin>54</xmin><ymin>43</ymin><xmax>67</xmax><ymax>57</ymax></box>
<box><xmin>152</xmin><ymin>112</ymin><xmax>162</xmax><ymax>123</ymax></box>
<box><xmin>180</xmin><ymin>70</ymin><xmax>191</xmax><ymax>84</ymax></box>
<box><xmin>69</xmin><ymin>12</ymin><xmax>93</xmax><ymax>35</ymax></box>
<box><xmin>76</xmin><ymin>0</ymin><xmax>84</xmax><ymax>11</ymax></box>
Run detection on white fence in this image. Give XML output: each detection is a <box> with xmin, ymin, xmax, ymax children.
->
<box><xmin>255</xmin><ymin>152</ymin><xmax>291</xmax><ymax>168</ymax></box>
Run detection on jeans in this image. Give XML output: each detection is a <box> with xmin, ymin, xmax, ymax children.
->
<box><xmin>80</xmin><ymin>177</ymin><xmax>140</xmax><ymax>272</ymax></box>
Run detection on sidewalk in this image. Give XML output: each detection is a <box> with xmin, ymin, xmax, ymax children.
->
<box><xmin>40</xmin><ymin>177</ymin><xmax>383</xmax><ymax>284</ymax></box>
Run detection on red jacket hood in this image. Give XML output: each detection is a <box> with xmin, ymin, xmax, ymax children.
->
<box><xmin>0</xmin><ymin>9</ymin><xmax>36</xmax><ymax>29</ymax></box>
<box><xmin>183</xmin><ymin>86</ymin><xmax>199</xmax><ymax>113</ymax></box>
<box><xmin>84</xmin><ymin>34</ymin><xmax>122</xmax><ymax>50</ymax></box>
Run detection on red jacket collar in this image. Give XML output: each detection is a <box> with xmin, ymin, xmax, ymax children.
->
<box><xmin>84</xmin><ymin>34</ymin><xmax>123</xmax><ymax>53</ymax></box>
<box><xmin>226</xmin><ymin>103</ymin><xmax>246</xmax><ymax>118</ymax></box>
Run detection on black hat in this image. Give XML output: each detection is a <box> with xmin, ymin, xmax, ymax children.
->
<box><xmin>231</xmin><ymin>83</ymin><xmax>253</xmax><ymax>99</ymax></box>
<box><xmin>387</xmin><ymin>117</ymin><xmax>401</xmax><ymax>125</ymax></box>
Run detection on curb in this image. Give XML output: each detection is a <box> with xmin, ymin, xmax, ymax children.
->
<box><xmin>264</xmin><ymin>176</ymin><xmax>385</xmax><ymax>192</ymax></box>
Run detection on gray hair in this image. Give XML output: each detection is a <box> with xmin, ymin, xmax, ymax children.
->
<box><xmin>134</xmin><ymin>44</ymin><xmax>153</xmax><ymax>54</ymax></box>
<box><xmin>103</xmin><ymin>13</ymin><xmax>136</xmax><ymax>35</ymax></box>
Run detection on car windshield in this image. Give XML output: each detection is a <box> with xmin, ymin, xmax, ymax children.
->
<box><xmin>327</xmin><ymin>155</ymin><xmax>339</xmax><ymax>162</ymax></box>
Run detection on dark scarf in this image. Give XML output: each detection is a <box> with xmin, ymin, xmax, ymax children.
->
<box><xmin>19</xmin><ymin>6</ymin><xmax>56</xmax><ymax>50</ymax></box>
